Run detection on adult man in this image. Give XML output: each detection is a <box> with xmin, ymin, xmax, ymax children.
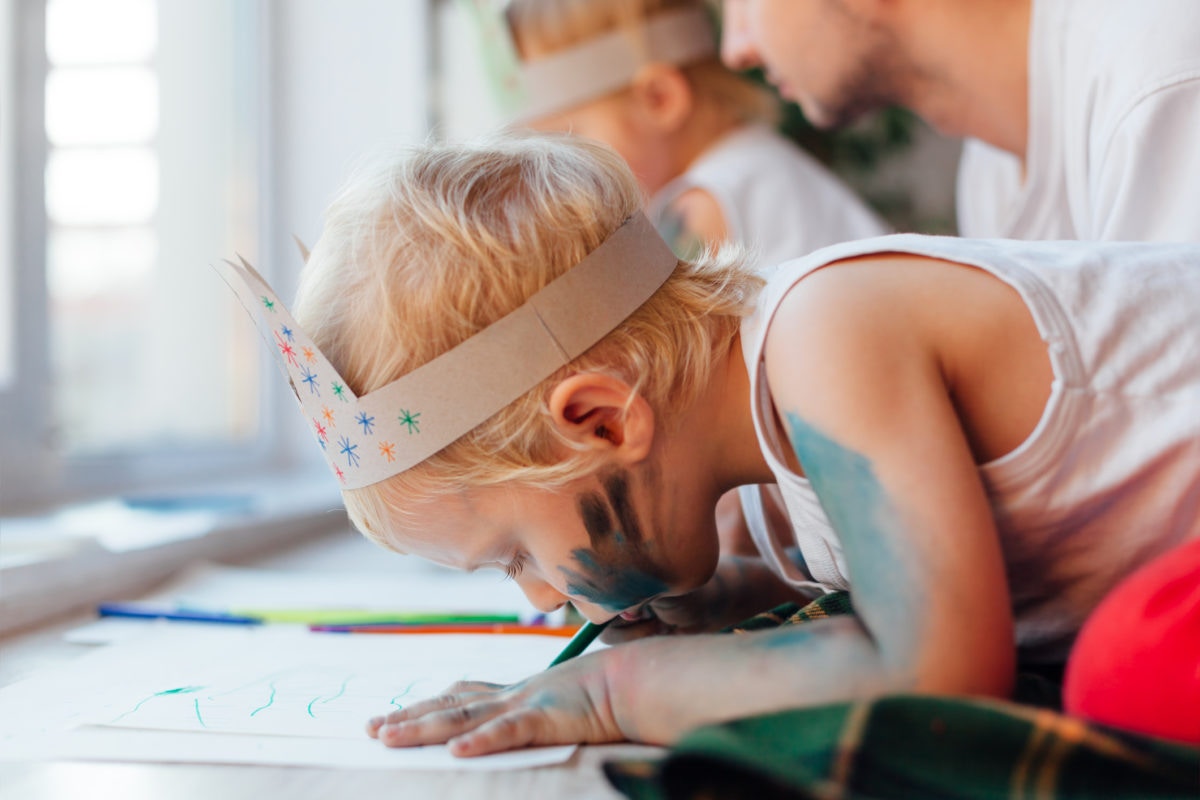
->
<box><xmin>721</xmin><ymin>0</ymin><xmax>1200</xmax><ymax>241</ymax></box>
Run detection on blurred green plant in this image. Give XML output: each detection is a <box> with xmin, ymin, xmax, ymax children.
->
<box><xmin>745</xmin><ymin>68</ymin><xmax>954</xmax><ymax>233</ymax></box>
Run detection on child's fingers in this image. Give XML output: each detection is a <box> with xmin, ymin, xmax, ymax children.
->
<box><xmin>447</xmin><ymin>708</ymin><xmax>549</xmax><ymax>757</ymax></box>
<box><xmin>377</xmin><ymin>698</ymin><xmax>510</xmax><ymax>748</ymax></box>
<box><xmin>366</xmin><ymin>684</ymin><xmax>506</xmax><ymax>736</ymax></box>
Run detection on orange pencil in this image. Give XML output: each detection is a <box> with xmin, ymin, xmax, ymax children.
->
<box><xmin>309</xmin><ymin>623</ymin><xmax>582</xmax><ymax>636</ymax></box>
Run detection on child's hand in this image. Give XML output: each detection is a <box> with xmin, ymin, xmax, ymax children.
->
<box><xmin>365</xmin><ymin>650</ymin><xmax>624</xmax><ymax>757</ymax></box>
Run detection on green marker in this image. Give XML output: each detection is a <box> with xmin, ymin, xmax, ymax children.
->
<box><xmin>231</xmin><ymin>609</ymin><xmax>521</xmax><ymax>625</ymax></box>
<box><xmin>547</xmin><ymin>620</ymin><xmax>610</xmax><ymax>668</ymax></box>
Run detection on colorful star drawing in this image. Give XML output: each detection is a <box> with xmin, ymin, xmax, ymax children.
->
<box><xmin>300</xmin><ymin>366</ymin><xmax>320</xmax><ymax>395</ymax></box>
<box><xmin>355</xmin><ymin>411</ymin><xmax>375</xmax><ymax>435</ymax></box>
<box><xmin>302</xmin><ymin>346</ymin><xmax>316</xmax><ymax>363</ymax></box>
<box><xmin>313</xmin><ymin>418</ymin><xmax>328</xmax><ymax>442</ymax></box>
<box><xmin>334</xmin><ymin>465</ymin><xmax>345</xmax><ymax>483</ymax></box>
<box><xmin>275</xmin><ymin>333</ymin><xmax>298</xmax><ymax>367</ymax></box>
<box><xmin>337</xmin><ymin>435</ymin><xmax>361</xmax><ymax>468</ymax></box>
<box><xmin>378</xmin><ymin>441</ymin><xmax>396</xmax><ymax>462</ymax></box>
<box><xmin>321</xmin><ymin>406</ymin><xmax>336</xmax><ymax>425</ymax></box>
<box><xmin>398</xmin><ymin>409</ymin><xmax>421</xmax><ymax>434</ymax></box>
<box><xmin>261</xmin><ymin>296</ymin><xmax>276</xmax><ymax>312</ymax></box>
<box><xmin>331</xmin><ymin>381</ymin><xmax>348</xmax><ymax>402</ymax></box>
<box><xmin>280</xmin><ymin>324</ymin><xmax>295</xmax><ymax>342</ymax></box>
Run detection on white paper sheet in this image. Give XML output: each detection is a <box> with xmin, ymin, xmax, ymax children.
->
<box><xmin>0</xmin><ymin>626</ymin><xmax>576</xmax><ymax>770</ymax></box>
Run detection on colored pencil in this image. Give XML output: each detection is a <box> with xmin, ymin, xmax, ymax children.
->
<box><xmin>232</xmin><ymin>608</ymin><xmax>522</xmax><ymax>625</ymax></box>
<box><xmin>97</xmin><ymin>603</ymin><xmax>262</xmax><ymax>626</ymax></box>
<box><xmin>547</xmin><ymin>620</ymin><xmax>610</xmax><ymax>667</ymax></box>
<box><xmin>310</xmin><ymin>623</ymin><xmax>581</xmax><ymax>636</ymax></box>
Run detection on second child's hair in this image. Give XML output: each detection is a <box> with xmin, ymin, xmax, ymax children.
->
<box><xmin>505</xmin><ymin>0</ymin><xmax>778</xmax><ymax>126</ymax></box>
<box><xmin>293</xmin><ymin>134</ymin><xmax>760</xmax><ymax>548</ymax></box>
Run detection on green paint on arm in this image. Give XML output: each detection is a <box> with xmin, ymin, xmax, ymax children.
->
<box><xmin>656</xmin><ymin>207</ymin><xmax>705</xmax><ymax>261</ymax></box>
<box><xmin>782</xmin><ymin>412</ymin><xmax>924</xmax><ymax>648</ymax></box>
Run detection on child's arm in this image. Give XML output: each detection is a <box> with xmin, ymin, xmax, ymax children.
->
<box><xmin>657</xmin><ymin>188</ymin><xmax>729</xmax><ymax>260</ymax></box>
<box><xmin>371</xmin><ymin>257</ymin><xmax>1018</xmax><ymax>754</ymax></box>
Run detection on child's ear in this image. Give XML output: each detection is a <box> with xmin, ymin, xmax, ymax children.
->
<box><xmin>547</xmin><ymin>373</ymin><xmax>655</xmax><ymax>463</ymax></box>
<box><xmin>628</xmin><ymin>63</ymin><xmax>693</xmax><ymax>133</ymax></box>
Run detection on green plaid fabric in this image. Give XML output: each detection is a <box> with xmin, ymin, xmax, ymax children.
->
<box><xmin>604</xmin><ymin>594</ymin><xmax>1200</xmax><ymax>800</ymax></box>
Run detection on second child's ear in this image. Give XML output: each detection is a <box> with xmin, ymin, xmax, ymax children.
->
<box><xmin>628</xmin><ymin>63</ymin><xmax>693</xmax><ymax>133</ymax></box>
<box><xmin>547</xmin><ymin>373</ymin><xmax>655</xmax><ymax>463</ymax></box>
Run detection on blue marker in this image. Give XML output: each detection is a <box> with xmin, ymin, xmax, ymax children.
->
<box><xmin>97</xmin><ymin>602</ymin><xmax>262</xmax><ymax>626</ymax></box>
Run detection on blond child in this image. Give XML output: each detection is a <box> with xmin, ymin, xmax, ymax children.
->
<box><xmin>234</xmin><ymin>134</ymin><xmax>1199</xmax><ymax>756</ymax></box>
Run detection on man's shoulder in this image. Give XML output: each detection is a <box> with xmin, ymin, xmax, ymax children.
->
<box><xmin>1055</xmin><ymin>0</ymin><xmax>1200</xmax><ymax>110</ymax></box>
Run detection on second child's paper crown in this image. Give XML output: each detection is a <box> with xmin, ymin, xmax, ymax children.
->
<box><xmin>463</xmin><ymin>1</ymin><xmax>718</xmax><ymax>121</ymax></box>
<box><xmin>220</xmin><ymin>212</ymin><xmax>678</xmax><ymax>490</ymax></box>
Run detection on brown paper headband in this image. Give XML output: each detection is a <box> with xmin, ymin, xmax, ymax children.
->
<box><xmin>220</xmin><ymin>212</ymin><xmax>678</xmax><ymax>489</ymax></box>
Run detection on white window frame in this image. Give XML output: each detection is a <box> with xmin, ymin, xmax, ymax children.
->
<box><xmin>0</xmin><ymin>0</ymin><xmax>287</xmax><ymax>513</ymax></box>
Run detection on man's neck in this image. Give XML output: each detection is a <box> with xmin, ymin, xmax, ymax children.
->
<box><xmin>903</xmin><ymin>0</ymin><xmax>1032</xmax><ymax>159</ymax></box>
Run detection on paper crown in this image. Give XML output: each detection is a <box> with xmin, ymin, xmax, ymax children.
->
<box><xmin>219</xmin><ymin>212</ymin><xmax>678</xmax><ymax>490</ymax></box>
<box><xmin>461</xmin><ymin>0</ymin><xmax>718</xmax><ymax>122</ymax></box>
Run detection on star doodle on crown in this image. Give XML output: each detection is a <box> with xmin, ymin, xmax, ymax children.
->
<box><xmin>355</xmin><ymin>411</ymin><xmax>376</xmax><ymax>436</ymax></box>
<box><xmin>300</xmin><ymin>366</ymin><xmax>320</xmax><ymax>395</ymax></box>
<box><xmin>337</xmin><ymin>435</ymin><xmax>360</xmax><ymax>468</ymax></box>
<box><xmin>398</xmin><ymin>409</ymin><xmax>421</xmax><ymax>435</ymax></box>
<box><xmin>275</xmin><ymin>332</ymin><xmax>298</xmax><ymax>367</ymax></box>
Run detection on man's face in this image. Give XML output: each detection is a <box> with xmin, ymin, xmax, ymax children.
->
<box><xmin>382</xmin><ymin>467</ymin><xmax>720</xmax><ymax>623</ymax></box>
<box><xmin>721</xmin><ymin>0</ymin><xmax>901</xmax><ymax>129</ymax></box>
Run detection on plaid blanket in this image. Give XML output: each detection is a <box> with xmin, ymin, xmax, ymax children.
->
<box><xmin>603</xmin><ymin>595</ymin><xmax>1200</xmax><ymax>800</ymax></box>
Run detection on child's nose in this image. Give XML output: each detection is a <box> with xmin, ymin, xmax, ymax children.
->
<box><xmin>516</xmin><ymin>575</ymin><xmax>569</xmax><ymax>614</ymax></box>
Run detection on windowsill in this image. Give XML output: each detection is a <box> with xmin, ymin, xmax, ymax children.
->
<box><xmin>0</xmin><ymin>471</ymin><xmax>349</xmax><ymax>637</ymax></box>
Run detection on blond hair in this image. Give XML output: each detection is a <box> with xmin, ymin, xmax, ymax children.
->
<box><xmin>293</xmin><ymin>134</ymin><xmax>760</xmax><ymax>547</ymax></box>
<box><xmin>505</xmin><ymin>0</ymin><xmax>778</xmax><ymax>126</ymax></box>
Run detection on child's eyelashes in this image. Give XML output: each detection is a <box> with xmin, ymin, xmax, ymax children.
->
<box><xmin>502</xmin><ymin>553</ymin><xmax>527</xmax><ymax>581</ymax></box>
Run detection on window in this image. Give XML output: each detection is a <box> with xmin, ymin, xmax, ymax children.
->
<box><xmin>2</xmin><ymin>0</ymin><xmax>270</xmax><ymax>511</ymax></box>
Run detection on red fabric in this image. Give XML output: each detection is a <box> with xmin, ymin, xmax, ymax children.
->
<box><xmin>1064</xmin><ymin>537</ymin><xmax>1200</xmax><ymax>744</ymax></box>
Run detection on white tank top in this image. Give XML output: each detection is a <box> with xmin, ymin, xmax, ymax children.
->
<box><xmin>648</xmin><ymin>124</ymin><xmax>888</xmax><ymax>272</ymax></box>
<box><xmin>742</xmin><ymin>234</ymin><xmax>1200</xmax><ymax>661</ymax></box>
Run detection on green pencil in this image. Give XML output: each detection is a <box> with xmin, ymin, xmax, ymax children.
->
<box><xmin>547</xmin><ymin>620</ymin><xmax>610</xmax><ymax>667</ymax></box>
<box><xmin>230</xmin><ymin>609</ymin><xmax>521</xmax><ymax>625</ymax></box>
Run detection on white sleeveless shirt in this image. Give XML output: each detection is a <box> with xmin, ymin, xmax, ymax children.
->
<box><xmin>648</xmin><ymin>124</ymin><xmax>888</xmax><ymax>272</ymax></box>
<box><xmin>742</xmin><ymin>234</ymin><xmax>1200</xmax><ymax>660</ymax></box>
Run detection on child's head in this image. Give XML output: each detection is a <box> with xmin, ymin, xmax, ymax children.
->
<box><xmin>503</xmin><ymin>0</ymin><xmax>777</xmax><ymax>194</ymax></box>
<box><xmin>292</xmin><ymin>134</ymin><xmax>759</xmax><ymax>617</ymax></box>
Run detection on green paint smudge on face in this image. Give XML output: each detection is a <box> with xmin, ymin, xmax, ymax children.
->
<box><xmin>560</xmin><ymin>550</ymin><xmax>670</xmax><ymax>613</ymax></box>
<box><xmin>560</xmin><ymin>470</ymin><xmax>672</xmax><ymax>612</ymax></box>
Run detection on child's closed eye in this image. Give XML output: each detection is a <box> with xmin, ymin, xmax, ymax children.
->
<box><xmin>502</xmin><ymin>552</ymin><xmax>527</xmax><ymax>581</ymax></box>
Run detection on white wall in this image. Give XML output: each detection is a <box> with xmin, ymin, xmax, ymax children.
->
<box><xmin>271</xmin><ymin>0</ymin><xmax>432</xmax><ymax>262</ymax></box>
<box><xmin>268</xmin><ymin>0</ymin><xmax>433</xmax><ymax>467</ymax></box>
